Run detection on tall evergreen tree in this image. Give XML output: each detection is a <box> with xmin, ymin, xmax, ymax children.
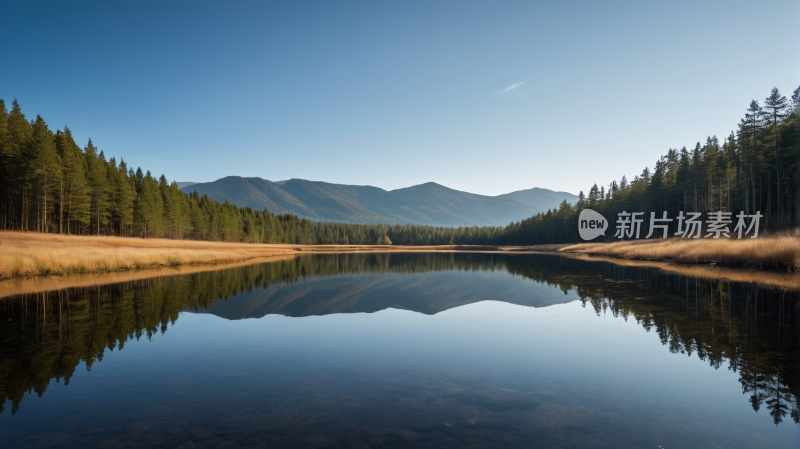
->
<box><xmin>0</xmin><ymin>100</ymin><xmax>9</xmax><ymax>230</ymax></box>
<box><xmin>27</xmin><ymin>115</ymin><xmax>58</xmax><ymax>232</ymax></box>
<box><xmin>57</xmin><ymin>129</ymin><xmax>90</xmax><ymax>234</ymax></box>
<box><xmin>6</xmin><ymin>100</ymin><xmax>31</xmax><ymax>230</ymax></box>
<box><xmin>763</xmin><ymin>88</ymin><xmax>788</xmax><ymax>220</ymax></box>
<box><xmin>84</xmin><ymin>140</ymin><xmax>111</xmax><ymax>234</ymax></box>
<box><xmin>115</xmin><ymin>159</ymin><xmax>135</xmax><ymax>236</ymax></box>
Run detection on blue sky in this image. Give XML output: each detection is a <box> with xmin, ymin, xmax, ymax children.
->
<box><xmin>3</xmin><ymin>1</ymin><xmax>798</xmax><ymax>196</ymax></box>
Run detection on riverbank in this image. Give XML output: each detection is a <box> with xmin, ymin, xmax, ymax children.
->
<box><xmin>0</xmin><ymin>231</ymin><xmax>797</xmax><ymax>297</ymax></box>
<box><xmin>556</xmin><ymin>235</ymin><xmax>799</xmax><ymax>271</ymax></box>
<box><xmin>0</xmin><ymin>231</ymin><xmax>514</xmax><ymax>280</ymax></box>
<box><xmin>0</xmin><ymin>231</ymin><xmax>796</xmax><ymax>282</ymax></box>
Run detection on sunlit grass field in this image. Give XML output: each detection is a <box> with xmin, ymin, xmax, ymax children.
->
<box><xmin>0</xmin><ymin>232</ymin><xmax>473</xmax><ymax>280</ymax></box>
<box><xmin>0</xmin><ymin>231</ymin><xmax>796</xmax><ymax>283</ymax></box>
<box><xmin>0</xmin><ymin>231</ymin><xmax>307</xmax><ymax>279</ymax></box>
<box><xmin>560</xmin><ymin>234</ymin><xmax>799</xmax><ymax>271</ymax></box>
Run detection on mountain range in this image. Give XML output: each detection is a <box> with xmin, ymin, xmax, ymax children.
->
<box><xmin>179</xmin><ymin>177</ymin><xmax>577</xmax><ymax>227</ymax></box>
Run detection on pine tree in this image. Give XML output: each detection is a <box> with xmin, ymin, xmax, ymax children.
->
<box><xmin>576</xmin><ymin>191</ymin><xmax>586</xmax><ymax>209</ymax></box>
<box><xmin>135</xmin><ymin>173</ymin><xmax>163</xmax><ymax>238</ymax></box>
<box><xmin>588</xmin><ymin>184</ymin><xmax>599</xmax><ymax>207</ymax></box>
<box><xmin>676</xmin><ymin>147</ymin><xmax>690</xmax><ymax>188</ymax></box>
<box><xmin>134</xmin><ymin>167</ymin><xmax>144</xmax><ymax>193</ymax></box>
<box><xmin>27</xmin><ymin>115</ymin><xmax>58</xmax><ymax>232</ymax></box>
<box><xmin>115</xmin><ymin>159</ymin><xmax>135</xmax><ymax>236</ymax></box>
<box><xmin>790</xmin><ymin>86</ymin><xmax>800</xmax><ymax>116</ymax></box>
<box><xmin>83</xmin><ymin>139</ymin><xmax>110</xmax><ymax>234</ymax></box>
<box><xmin>0</xmin><ymin>100</ymin><xmax>9</xmax><ymax>229</ymax></box>
<box><xmin>737</xmin><ymin>101</ymin><xmax>768</xmax><ymax>214</ymax></box>
<box><xmin>6</xmin><ymin>100</ymin><xmax>32</xmax><ymax>230</ymax></box>
<box><xmin>763</xmin><ymin>88</ymin><xmax>788</xmax><ymax>220</ymax></box>
<box><xmin>57</xmin><ymin>128</ymin><xmax>90</xmax><ymax>233</ymax></box>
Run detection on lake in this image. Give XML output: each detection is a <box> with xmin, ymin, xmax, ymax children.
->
<box><xmin>0</xmin><ymin>253</ymin><xmax>797</xmax><ymax>448</ymax></box>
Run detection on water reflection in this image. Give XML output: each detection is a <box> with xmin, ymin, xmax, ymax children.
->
<box><xmin>0</xmin><ymin>253</ymin><xmax>798</xmax><ymax>446</ymax></box>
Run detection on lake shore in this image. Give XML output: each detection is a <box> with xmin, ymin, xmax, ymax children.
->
<box><xmin>0</xmin><ymin>231</ymin><xmax>538</xmax><ymax>281</ymax></box>
<box><xmin>0</xmin><ymin>231</ymin><xmax>797</xmax><ymax>297</ymax></box>
<box><xmin>555</xmin><ymin>235</ymin><xmax>798</xmax><ymax>271</ymax></box>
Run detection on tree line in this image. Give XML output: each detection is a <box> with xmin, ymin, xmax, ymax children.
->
<box><xmin>501</xmin><ymin>86</ymin><xmax>800</xmax><ymax>245</ymax></box>
<box><xmin>1</xmin><ymin>85</ymin><xmax>798</xmax><ymax>246</ymax></box>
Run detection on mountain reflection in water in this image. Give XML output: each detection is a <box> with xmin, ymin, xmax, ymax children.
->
<box><xmin>0</xmin><ymin>253</ymin><xmax>798</xmax><ymax>448</ymax></box>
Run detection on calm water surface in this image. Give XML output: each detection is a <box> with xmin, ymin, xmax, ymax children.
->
<box><xmin>0</xmin><ymin>253</ymin><xmax>798</xmax><ymax>448</ymax></box>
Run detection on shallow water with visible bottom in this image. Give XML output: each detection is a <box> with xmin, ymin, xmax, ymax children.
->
<box><xmin>0</xmin><ymin>253</ymin><xmax>797</xmax><ymax>448</ymax></box>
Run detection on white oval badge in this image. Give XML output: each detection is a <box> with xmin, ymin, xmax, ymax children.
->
<box><xmin>579</xmin><ymin>209</ymin><xmax>608</xmax><ymax>241</ymax></box>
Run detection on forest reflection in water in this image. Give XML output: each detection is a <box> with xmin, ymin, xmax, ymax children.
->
<box><xmin>0</xmin><ymin>252</ymin><xmax>798</xmax><ymax>448</ymax></box>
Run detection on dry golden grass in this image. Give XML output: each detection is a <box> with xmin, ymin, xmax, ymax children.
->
<box><xmin>0</xmin><ymin>232</ymin><xmax>513</xmax><ymax>281</ymax></box>
<box><xmin>0</xmin><ymin>232</ymin><xmax>796</xmax><ymax>296</ymax></box>
<box><xmin>0</xmin><ymin>231</ymin><xmax>306</xmax><ymax>279</ymax></box>
<box><xmin>558</xmin><ymin>234</ymin><xmax>799</xmax><ymax>271</ymax></box>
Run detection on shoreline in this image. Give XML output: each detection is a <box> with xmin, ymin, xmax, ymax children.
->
<box><xmin>556</xmin><ymin>236</ymin><xmax>798</xmax><ymax>271</ymax></box>
<box><xmin>1</xmin><ymin>232</ymin><xmax>797</xmax><ymax>297</ymax></box>
<box><xmin>0</xmin><ymin>231</ymin><xmax>562</xmax><ymax>282</ymax></box>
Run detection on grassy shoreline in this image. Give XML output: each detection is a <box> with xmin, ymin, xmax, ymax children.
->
<box><xmin>557</xmin><ymin>235</ymin><xmax>798</xmax><ymax>271</ymax></box>
<box><xmin>0</xmin><ymin>231</ymin><xmax>796</xmax><ymax>286</ymax></box>
<box><xmin>0</xmin><ymin>231</ymin><xmax>519</xmax><ymax>281</ymax></box>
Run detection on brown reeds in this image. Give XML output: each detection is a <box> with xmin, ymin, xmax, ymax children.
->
<box><xmin>1</xmin><ymin>231</ymin><xmax>796</xmax><ymax>293</ymax></box>
<box><xmin>0</xmin><ymin>232</ymin><xmax>507</xmax><ymax>281</ymax></box>
<box><xmin>0</xmin><ymin>231</ymin><xmax>308</xmax><ymax>279</ymax></box>
<box><xmin>558</xmin><ymin>234</ymin><xmax>800</xmax><ymax>271</ymax></box>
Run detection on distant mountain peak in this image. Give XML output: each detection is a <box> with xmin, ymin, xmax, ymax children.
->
<box><xmin>180</xmin><ymin>177</ymin><xmax>577</xmax><ymax>227</ymax></box>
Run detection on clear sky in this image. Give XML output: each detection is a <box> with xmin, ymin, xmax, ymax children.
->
<box><xmin>2</xmin><ymin>1</ymin><xmax>798</xmax><ymax>196</ymax></box>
